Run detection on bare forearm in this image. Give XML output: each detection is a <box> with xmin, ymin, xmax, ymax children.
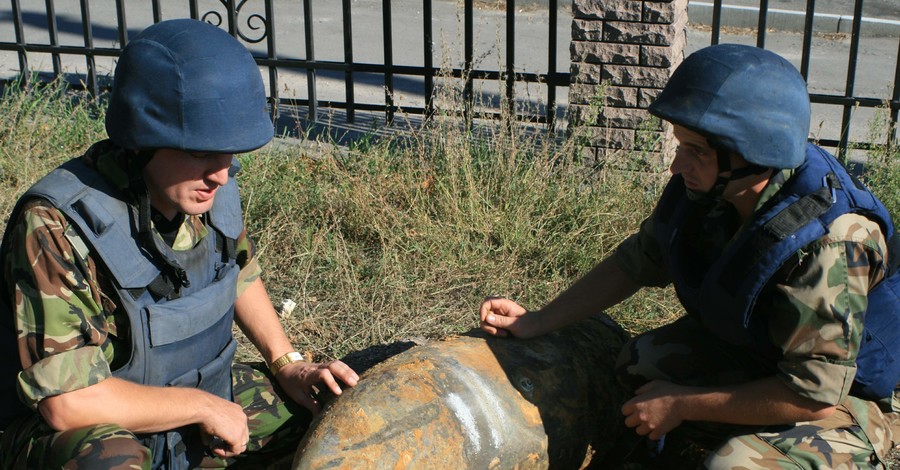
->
<box><xmin>233</xmin><ymin>277</ymin><xmax>294</xmax><ymax>364</ymax></box>
<box><xmin>624</xmin><ymin>377</ymin><xmax>836</xmax><ymax>440</ymax></box>
<box><xmin>534</xmin><ymin>256</ymin><xmax>641</xmax><ymax>333</ymax></box>
<box><xmin>677</xmin><ymin>377</ymin><xmax>835</xmax><ymax>425</ymax></box>
<box><xmin>39</xmin><ymin>377</ymin><xmax>222</xmax><ymax>432</ymax></box>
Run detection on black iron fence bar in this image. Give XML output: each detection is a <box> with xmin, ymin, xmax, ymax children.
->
<box><xmin>226</xmin><ymin>0</ymin><xmax>238</xmax><ymax>37</ymax></box>
<box><xmin>114</xmin><ymin>0</ymin><xmax>127</xmax><ymax>48</ymax></box>
<box><xmin>756</xmin><ymin>0</ymin><xmax>768</xmax><ymax>47</ymax></box>
<box><xmin>506</xmin><ymin>0</ymin><xmax>515</xmax><ymax>113</ymax></box>
<box><xmin>423</xmin><ymin>0</ymin><xmax>434</xmax><ymax>118</ymax></box>
<box><xmin>302</xmin><ymin>0</ymin><xmax>317</xmax><ymax>120</ymax></box>
<box><xmin>711</xmin><ymin>0</ymin><xmax>723</xmax><ymax>44</ymax></box>
<box><xmin>79</xmin><ymin>0</ymin><xmax>98</xmax><ymax>96</ymax></box>
<box><xmin>264</xmin><ymin>0</ymin><xmax>278</xmax><ymax>121</ymax></box>
<box><xmin>838</xmin><ymin>0</ymin><xmax>865</xmax><ymax>158</ymax></box>
<box><xmin>11</xmin><ymin>0</ymin><xmax>27</xmax><ymax>84</ymax></box>
<box><xmin>0</xmin><ymin>44</ymin><xmax>122</xmax><ymax>58</ymax></box>
<box><xmin>799</xmin><ymin>0</ymin><xmax>815</xmax><ymax>79</ymax></box>
<box><xmin>44</xmin><ymin>0</ymin><xmax>62</xmax><ymax>76</ymax></box>
<box><xmin>892</xmin><ymin>39</ymin><xmax>900</xmax><ymax>147</ymax></box>
<box><xmin>701</xmin><ymin>0</ymin><xmax>899</xmax><ymax>155</ymax></box>
<box><xmin>0</xmin><ymin>37</ymin><xmax>565</xmax><ymax>90</ymax></box>
<box><xmin>274</xmin><ymin>97</ymin><xmax>555</xmax><ymax>125</ymax></box>
<box><xmin>547</xmin><ymin>0</ymin><xmax>558</xmax><ymax>131</ymax></box>
<box><xmin>382</xmin><ymin>0</ymin><xmax>394</xmax><ymax>124</ymax></box>
<box><xmin>152</xmin><ymin>0</ymin><xmax>162</xmax><ymax>24</ymax></box>
<box><xmin>810</xmin><ymin>93</ymin><xmax>896</xmax><ymax>109</ymax></box>
<box><xmin>248</xmin><ymin>57</ymin><xmax>565</xmax><ymax>84</ymax></box>
<box><xmin>464</xmin><ymin>0</ymin><xmax>473</xmax><ymax>117</ymax></box>
<box><xmin>189</xmin><ymin>0</ymin><xmax>199</xmax><ymax>20</ymax></box>
<box><xmin>342</xmin><ymin>0</ymin><xmax>355</xmax><ymax>123</ymax></box>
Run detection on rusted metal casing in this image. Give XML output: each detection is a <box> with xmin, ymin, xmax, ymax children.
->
<box><xmin>293</xmin><ymin>313</ymin><xmax>629</xmax><ymax>469</ymax></box>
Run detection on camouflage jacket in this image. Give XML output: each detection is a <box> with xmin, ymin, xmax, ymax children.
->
<box><xmin>2</xmin><ymin>141</ymin><xmax>261</xmax><ymax>410</ymax></box>
<box><xmin>615</xmin><ymin>167</ymin><xmax>891</xmax><ymax>408</ymax></box>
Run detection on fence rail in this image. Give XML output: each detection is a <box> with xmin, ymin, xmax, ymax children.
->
<box><xmin>704</xmin><ymin>0</ymin><xmax>900</xmax><ymax>155</ymax></box>
<box><xmin>1</xmin><ymin>0</ymin><xmax>898</xmax><ymax>156</ymax></box>
<box><xmin>1</xmin><ymin>0</ymin><xmax>569</xmax><ymax>132</ymax></box>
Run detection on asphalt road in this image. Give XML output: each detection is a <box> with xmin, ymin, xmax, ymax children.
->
<box><xmin>1</xmin><ymin>0</ymin><xmax>897</xmax><ymax>149</ymax></box>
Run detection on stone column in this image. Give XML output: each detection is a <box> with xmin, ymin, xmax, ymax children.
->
<box><xmin>569</xmin><ymin>0</ymin><xmax>688</xmax><ymax>165</ymax></box>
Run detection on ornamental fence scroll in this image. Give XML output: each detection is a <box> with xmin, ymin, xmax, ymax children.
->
<box><xmin>0</xmin><ymin>0</ymin><xmax>898</xmax><ymax>156</ymax></box>
<box><xmin>1</xmin><ymin>0</ymin><xmax>570</xmax><ymax>135</ymax></box>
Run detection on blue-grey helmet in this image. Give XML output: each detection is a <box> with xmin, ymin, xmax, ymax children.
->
<box><xmin>106</xmin><ymin>18</ymin><xmax>273</xmax><ymax>153</ymax></box>
<box><xmin>649</xmin><ymin>44</ymin><xmax>810</xmax><ymax>169</ymax></box>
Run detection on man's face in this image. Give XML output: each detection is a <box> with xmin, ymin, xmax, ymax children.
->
<box><xmin>142</xmin><ymin>149</ymin><xmax>233</xmax><ymax>220</ymax></box>
<box><xmin>669</xmin><ymin>125</ymin><xmax>719</xmax><ymax>193</ymax></box>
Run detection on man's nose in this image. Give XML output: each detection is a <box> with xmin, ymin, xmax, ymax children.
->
<box><xmin>669</xmin><ymin>149</ymin><xmax>689</xmax><ymax>175</ymax></box>
<box><xmin>205</xmin><ymin>154</ymin><xmax>233</xmax><ymax>185</ymax></box>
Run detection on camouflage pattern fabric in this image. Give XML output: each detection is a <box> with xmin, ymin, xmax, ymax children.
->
<box><xmin>0</xmin><ymin>362</ymin><xmax>310</xmax><ymax>469</ymax></box>
<box><xmin>611</xmin><ymin>166</ymin><xmax>900</xmax><ymax>466</ymax></box>
<box><xmin>614</xmin><ymin>168</ymin><xmax>893</xmax><ymax>407</ymax></box>
<box><xmin>3</xmin><ymin>142</ymin><xmax>260</xmax><ymax>411</ymax></box>
<box><xmin>616</xmin><ymin>315</ymin><xmax>899</xmax><ymax>468</ymax></box>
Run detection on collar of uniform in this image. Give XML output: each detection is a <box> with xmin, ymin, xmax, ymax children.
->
<box><xmin>753</xmin><ymin>168</ymin><xmax>794</xmax><ymax>213</ymax></box>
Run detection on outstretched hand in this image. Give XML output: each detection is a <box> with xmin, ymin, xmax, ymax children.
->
<box><xmin>479</xmin><ymin>297</ymin><xmax>543</xmax><ymax>339</ymax></box>
<box><xmin>275</xmin><ymin>360</ymin><xmax>359</xmax><ymax>414</ymax></box>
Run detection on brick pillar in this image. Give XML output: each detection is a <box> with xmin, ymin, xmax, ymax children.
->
<box><xmin>569</xmin><ymin>0</ymin><xmax>688</xmax><ymax>165</ymax></box>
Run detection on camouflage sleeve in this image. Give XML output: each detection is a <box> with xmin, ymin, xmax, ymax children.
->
<box><xmin>6</xmin><ymin>200</ymin><xmax>114</xmax><ymax>409</ymax></box>
<box><xmin>613</xmin><ymin>216</ymin><xmax>671</xmax><ymax>288</ymax></box>
<box><xmin>235</xmin><ymin>228</ymin><xmax>262</xmax><ymax>297</ymax></box>
<box><xmin>762</xmin><ymin>212</ymin><xmax>887</xmax><ymax>405</ymax></box>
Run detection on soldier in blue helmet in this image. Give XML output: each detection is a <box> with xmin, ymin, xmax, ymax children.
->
<box><xmin>0</xmin><ymin>19</ymin><xmax>358</xmax><ymax>469</ymax></box>
<box><xmin>481</xmin><ymin>44</ymin><xmax>900</xmax><ymax>467</ymax></box>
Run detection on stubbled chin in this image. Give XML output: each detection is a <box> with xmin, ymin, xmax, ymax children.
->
<box><xmin>183</xmin><ymin>199</ymin><xmax>215</xmax><ymax>216</ymax></box>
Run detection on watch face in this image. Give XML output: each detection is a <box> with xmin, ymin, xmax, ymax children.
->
<box><xmin>288</xmin><ymin>352</ymin><xmax>304</xmax><ymax>361</ymax></box>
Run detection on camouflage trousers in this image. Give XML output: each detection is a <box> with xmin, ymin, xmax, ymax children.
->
<box><xmin>615</xmin><ymin>316</ymin><xmax>900</xmax><ymax>469</ymax></box>
<box><xmin>0</xmin><ymin>362</ymin><xmax>311</xmax><ymax>470</ymax></box>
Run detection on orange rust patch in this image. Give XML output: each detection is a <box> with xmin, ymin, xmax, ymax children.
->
<box><xmin>333</xmin><ymin>406</ymin><xmax>384</xmax><ymax>440</ymax></box>
<box><xmin>393</xmin><ymin>449</ymin><xmax>414</xmax><ymax>470</ymax></box>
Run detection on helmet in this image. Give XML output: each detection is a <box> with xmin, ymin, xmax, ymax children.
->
<box><xmin>105</xmin><ymin>18</ymin><xmax>273</xmax><ymax>153</ymax></box>
<box><xmin>649</xmin><ymin>44</ymin><xmax>810</xmax><ymax>169</ymax></box>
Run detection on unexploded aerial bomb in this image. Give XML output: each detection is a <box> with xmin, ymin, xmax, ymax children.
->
<box><xmin>293</xmin><ymin>313</ymin><xmax>630</xmax><ymax>469</ymax></box>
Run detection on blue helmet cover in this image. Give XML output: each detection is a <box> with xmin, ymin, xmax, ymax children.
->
<box><xmin>106</xmin><ymin>19</ymin><xmax>273</xmax><ymax>153</ymax></box>
<box><xmin>649</xmin><ymin>44</ymin><xmax>810</xmax><ymax>169</ymax></box>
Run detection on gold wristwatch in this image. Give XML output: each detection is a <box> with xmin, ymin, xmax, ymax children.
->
<box><xmin>269</xmin><ymin>351</ymin><xmax>305</xmax><ymax>375</ymax></box>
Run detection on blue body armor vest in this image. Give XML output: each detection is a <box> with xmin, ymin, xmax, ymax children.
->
<box><xmin>0</xmin><ymin>157</ymin><xmax>243</xmax><ymax>468</ymax></box>
<box><xmin>653</xmin><ymin>143</ymin><xmax>900</xmax><ymax>400</ymax></box>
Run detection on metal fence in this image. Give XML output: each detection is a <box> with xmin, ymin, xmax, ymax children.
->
<box><xmin>701</xmin><ymin>0</ymin><xmax>900</xmax><ymax>155</ymax></box>
<box><xmin>2</xmin><ymin>0</ymin><xmax>898</xmax><ymax>155</ymax></box>
<box><xmin>1</xmin><ymin>0</ymin><xmax>570</xmax><ymax>132</ymax></box>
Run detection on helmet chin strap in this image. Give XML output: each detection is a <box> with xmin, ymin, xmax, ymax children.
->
<box><xmin>126</xmin><ymin>149</ymin><xmax>191</xmax><ymax>291</ymax></box>
<box><xmin>688</xmin><ymin>147</ymin><xmax>769</xmax><ymax>205</ymax></box>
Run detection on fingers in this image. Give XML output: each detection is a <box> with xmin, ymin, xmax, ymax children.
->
<box><xmin>479</xmin><ymin>319</ymin><xmax>509</xmax><ymax>337</ymax></box>
<box><xmin>290</xmin><ymin>385</ymin><xmax>322</xmax><ymax>414</ymax></box>
<box><xmin>210</xmin><ymin>436</ymin><xmax>250</xmax><ymax>459</ymax></box>
<box><xmin>479</xmin><ymin>297</ymin><xmax>526</xmax><ymax>320</ymax></box>
<box><xmin>479</xmin><ymin>297</ymin><xmax>532</xmax><ymax>337</ymax></box>
<box><xmin>313</xmin><ymin>361</ymin><xmax>360</xmax><ymax>397</ymax></box>
<box><xmin>278</xmin><ymin>360</ymin><xmax>362</xmax><ymax>414</ymax></box>
<box><xmin>327</xmin><ymin>360</ymin><xmax>359</xmax><ymax>388</ymax></box>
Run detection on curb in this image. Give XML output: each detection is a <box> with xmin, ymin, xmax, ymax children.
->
<box><xmin>688</xmin><ymin>1</ymin><xmax>900</xmax><ymax>37</ymax></box>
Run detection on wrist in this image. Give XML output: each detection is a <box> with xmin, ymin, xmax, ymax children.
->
<box><xmin>268</xmin><ymin>351</ymin><xmax>305</xmax><ymax>375</ymax></box>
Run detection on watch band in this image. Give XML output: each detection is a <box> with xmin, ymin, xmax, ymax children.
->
<box><xmin>269</xmin><ymin>351</ymin><xmax>304</xmax><ymax>375</ymax></box>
